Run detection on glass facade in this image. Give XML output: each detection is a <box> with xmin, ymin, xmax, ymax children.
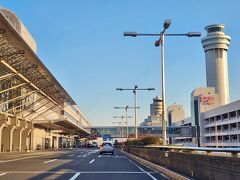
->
<box><xmin>90</xmin><ymin>126</ymin><xmax>195</xmax><ymax>138</ymax></box>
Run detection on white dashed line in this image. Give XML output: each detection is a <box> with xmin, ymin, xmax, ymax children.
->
<box><xmin>82</xmin><ymin>155</ymin><xmax>87</xmax><ymax>158</ymax></box>
<box><xmin>0</xmin><ymin>173</ymin><xmax>7</xmax><ymax>176</ymax></box>
<box><xmin>69</xmin><ymin>172</ymin><xmax>81</xmax><ymax>180</ymax></box>
<box><xmin>77</xmin><ymin>155</ymin><xmax>82</xmax><ymax>157</ymax></box>
<box><xmin>68</xmin><ymin>154</ymin><xmax>74</xmax><ymax>157</ymax></box>
<box><xmin>98</xmin><ymin>155</ymin><xmax>101</xmax><ymax>158</ymax></box>
<box><xmin>43</xmin><ymin>159</ymin><xmax>57</xmax><ymax>164</ymax></box>
<box><xmin>89</xmin><ymin>159</ymin><xmax>95</xmax><ymax>164</ymax></box>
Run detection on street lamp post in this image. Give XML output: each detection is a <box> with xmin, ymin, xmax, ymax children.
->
<box><xmin>113</xmin><ymin>116</ymin><xmax>131</xmax><ymax>142</ymax></box>
<box><xmin>112</xmin><ymin>121</ymin><xmax>122</xmax><ymax>139</ymax></box>
<box><xmin>114</xmin><ymin>106</ymin><xmax>136</xmax><ymax>140</ymax></box>
<box><xmin>124</xmin><ymin>20</ymin><xmax>201</xmax><ymax>145</ymax></box>
<box><xmin>116</xmin><ymin>85</ymin><xmax>155</xmax><ymax>139</ymax></box>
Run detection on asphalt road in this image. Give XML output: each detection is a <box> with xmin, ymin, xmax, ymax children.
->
<box><xmin>0</xmin><ymin>148</ymin><xmax>168</xmax><ymax>180</ymax></box>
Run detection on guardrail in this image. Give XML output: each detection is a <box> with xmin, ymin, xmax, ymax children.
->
<box><xmin>123</xmin><ymin>145</ymin><xmax>240</xmax><ymax>157</ymax></box>
<box><xmin>120</xmin><ymin>145</ymin><xmax>240</xmax><ymax>179</ymax></box>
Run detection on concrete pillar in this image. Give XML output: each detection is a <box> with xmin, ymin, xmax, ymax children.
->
<box><xmin>0</xmin><ymin>123</ymin><xmax>7</xmax><ymax>152</ymax></box>
<box><xmin>48</xmin><ymin>131</ymin><xmax>53</xmax><ymax>149</ymax></box>
<box><xmin>28</xmin><ymin>129</ymin><xmax>33</xmax><ymax>151</ymax></box>
<box><xmin>12</xmin><ymin>127</ymin><xmax>25</xmax><ymax>151</ymax></box>
<box><xmin>21</xmin><ymin>129</ymin><xmax>29</xmax><ymax>151</ymax></box>
<box><xmin>9</xmin><ymin>126</ymin><xmax>17</xmax><ymax>151</ymax></box>
<box><xmin>18</xmin><ymin>128</ymin><xmax>25</xmax><ymax>151</ymax></box>
<box><xmin>1</xmin><ymin>125</ymin><xmax>15</xmax><ymax>152</ymax></box>
<box><xmin>56</xmin><ymin>134</ymin><xmax>59</xmax><ymax>149</ymax></box>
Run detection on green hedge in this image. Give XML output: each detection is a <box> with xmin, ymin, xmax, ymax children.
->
<box><xmin>125</xmin><ymin>136</ymin><xmax>162</xmax><ymax>146</ymax></box>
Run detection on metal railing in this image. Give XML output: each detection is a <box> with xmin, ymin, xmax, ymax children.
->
<box><xmin>123</xmin><ymin>145</ymin><xmax>240</xmax><ymax>157</ymax></box>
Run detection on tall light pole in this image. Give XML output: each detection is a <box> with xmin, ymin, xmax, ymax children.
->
<box><xmin>113</xmin><ymin>116</ymin><xmax>131</xmax><ymax>142</ymax></box>
<box><xmin>112</xmin><ymin>121</ymin><xmax>122</xmax><ymax>140</ymax></box>
<box><xmin>124</xmin><ymin>20</ymin><xmax>201</xmax><ymax>145</ymax></box>
<box><xmin>116</xmin><ymin>85</ymin><xmax>155</xmax><ymax>139</ymax></box>
<box><xmin>114</xmin><ymin>106</ymin><xmax>136</xmax><ymax>140</ymax></box>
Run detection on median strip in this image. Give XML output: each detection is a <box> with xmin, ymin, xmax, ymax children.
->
<box><xmin>43</xmin><ymin>159</ymin><xmax>57</xmax><ymax>164</ymax></box>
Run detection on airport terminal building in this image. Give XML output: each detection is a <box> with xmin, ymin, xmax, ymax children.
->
<box><xmin>0</xmin><ymin>8</ymin><xmax>91</xmax><ymax>152</ymax></box>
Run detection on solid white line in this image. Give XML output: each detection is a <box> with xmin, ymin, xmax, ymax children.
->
<box><xmin>0</xmin><ymin>173</ymin><xmax>7</xmax><ymax>176</ymax></box>
<box><xmin>43</xmin><ymin>159</ymin><xmax>57</xmax><ymax>164</ymax></box>
<box><xmin>127</xmin><ymin>157</ymin><xmax>157</xmax><ymax>180</ymax></box>
<box><xmin>0</xmin><ymin>171</ymin><xmax>155</xmax><ymax>174</ymax></box>
<box><xmin>89</xmin><ymin>159</ymin><xmax>95</xmax><ymax>163</ymax></box>
<box><xmin>98</xmin><ymin>155</ymin><xmax>101</xmax><ymax>158</ymax></box>
<box><xmin>69</xmin><ymin>172</ymin><xmax>81</xmax><ymax>180</ymax></box>
<box><xmin>0</xmin><ymin>154</ymin><xmax>55</xmax><ymax>164</ymax></box>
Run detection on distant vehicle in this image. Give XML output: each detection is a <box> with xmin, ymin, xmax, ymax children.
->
<box><xmin>92</xmin><ymin>142</ymin><xmax>98</xmax><ymax>148</ymax></box>
<box><xmin>99</xmin><ymin>142</ymin><xmax>114</xmax><ymax>155</ymax></box>
<box><xmin>84</xmin><ymin>143</ymin><xmax>94</xmax><ymax>148</ymax></box>
<box><xmin>88</xmin><ymin>143</ymin><xmax>94</xmax><ymax>148</ymax></box>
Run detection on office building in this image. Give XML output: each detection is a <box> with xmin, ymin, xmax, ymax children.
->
<box><xmin>167</xmin><ymin>104</ymin><xmax>185</xmax><ymax>126</ymax></box>
<box><xmin>201</xmin><ymin>100</ymin><xmax>240</xmax><ymax>148</ymax></box>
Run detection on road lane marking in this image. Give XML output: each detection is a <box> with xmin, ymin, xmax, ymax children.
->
<box><xmin>98</xmin><ymin>155</ymin><xmax>101</xmax><ymax>158</ymax></box>
<box><xmin>82</xmin><ymin>155</ymin><xmax>87</xmax><ymax>157</ymax></box>
<box><xmin>0</xmin><ymin>155</ymin><xmax>51</xmax><ymax>164</ymax></box>
<box><xmin>0</xmin><ymin>171</ymin><xmax>155</xmax><ymax>174</ymax></box>
<box><xmin>89</xmin><ymin>159</ymin><xmax>95</xmax><ymax>163</ymax></box>
<box><xmin>68</xmin><ymin>154</ymin><xmax>74</xmax><ymax>157</ymax></box>
<box><xmin>69</xmin><ymin>172</ymin><xmax>81</xmax><ymax>180</ymax></box>
<box><xmin>43</xmin><ymin>159</ymin><xmax>57</xmax><ymax>164</ymax></box>
<box><xmin>126</xmin><ymin>157</ymin><xmax>157</xmax><ymax>180</ymax></box>
<box><xmin>77</xmin><ymin>155</ymin><xmax>82</xmax><ymax>157</ymax></box>
<box><xmin>0</xmin><ymin>173</ymin><xmax>7</xmax><ymax>176</ymax></box>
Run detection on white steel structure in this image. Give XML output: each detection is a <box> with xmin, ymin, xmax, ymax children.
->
<box><xmin>201</xmin><ymin>24</ymin><xmax>231</xmax><ymax>106</ymax></box>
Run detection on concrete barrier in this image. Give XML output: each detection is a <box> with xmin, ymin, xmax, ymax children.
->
<box><xmin>119</xmin><ymin>148</ymin><xmax>190</xmax><ymax>180</ymax></box>
<box><xmin>122</xmin><ymin>146</ymin><xmax>240</xmax><ymax>180</ymax></box>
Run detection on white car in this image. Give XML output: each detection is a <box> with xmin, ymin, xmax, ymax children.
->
<box><xmin>99</xmin><ymin>142</ymin><xmax>114</xmax><ymax>155</ymax></box>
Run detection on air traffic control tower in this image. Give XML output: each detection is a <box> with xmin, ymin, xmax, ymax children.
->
<box><xmin>201</xmin><ymin>24</ymin><xmax>231</xmax><ymax>105</ymax></box>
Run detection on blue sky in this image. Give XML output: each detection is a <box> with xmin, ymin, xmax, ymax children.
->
<box><xmin>1</xmin><ymin>0</ymin><xmax>240</xmax><ymax>126</ymax></box>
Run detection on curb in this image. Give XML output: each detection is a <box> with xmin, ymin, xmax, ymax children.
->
<box><xmin>119</xmin><ymin>149</ymin><xmax>190</xmax><ymax>180</ymax></box>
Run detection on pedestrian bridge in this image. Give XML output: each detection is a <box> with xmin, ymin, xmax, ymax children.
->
<box><xmin>0</xmin><ymin>8</ymin><xmax>91</xmax><ymax>152</ymax></box>
<box><xmin>88</xmin><ymin>126</ymin><xmax>195</xmax><ymax>138</ymax></box>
